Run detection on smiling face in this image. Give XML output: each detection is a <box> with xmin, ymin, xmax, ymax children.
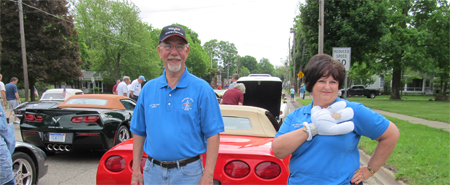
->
<box><xmin>312</xmin><ymin>75</ymin><xmax>339</xmax><ymax>108</ymax></box>
<box><xmin>157</xmin><ymin>36</ymin><xmax>190</xmax><ymax>74</ymax></box>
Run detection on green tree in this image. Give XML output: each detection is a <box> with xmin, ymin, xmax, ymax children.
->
<box><xmin>73</xmin><ymin>0</ymin><xmax>160</xmax><ymax>85</ymax></box>
<box><xmin>217</xmin><ymin>41</ymin><xmax>238</xmax><ymax>79</ymax></box>
<box><xmin>1</xmin><ymin>0</ymin><xmax>82</xmax><ymax>101</ymax></box>
<box><xmin>255</xmin><ymin>58</ymin><xmax>275</xmax><ymax>75</ymax></box>
<box><xmin>239</xmin><ymin>55</ymin><xmax>258</xmax><ymax>73</ymax></box>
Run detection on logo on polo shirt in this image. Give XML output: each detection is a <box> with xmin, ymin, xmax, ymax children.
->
<box><xmin>182</xmin><ymin>97</ymin><xmax>194</xmax><ymax>111</ymax></box>
<box><xmin>292</xmin><ymin>123</ymin><xmax>302</xmax><ymax>128</ymax></box>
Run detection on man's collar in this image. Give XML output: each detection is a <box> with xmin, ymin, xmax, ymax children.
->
<box><xmin>157</xmin><ymin>67</ymin><xmax>190</xmax><ymax>89</ymax></box>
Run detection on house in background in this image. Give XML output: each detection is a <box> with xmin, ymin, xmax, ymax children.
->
<box><xmin>78</xmin><ymin>70</ymin><xmax>104</xmax><ymax>94</ymax></box>
<box><xmin>363</xmin><ymin>75</ymin><xmax>435</xmax><ymax>95</ymax></box>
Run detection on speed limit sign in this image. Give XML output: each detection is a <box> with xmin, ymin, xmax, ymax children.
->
<box><xmin>332</xmin><ymin>47</ymin><xmax>351</xmax><ymax>71</ymax></box>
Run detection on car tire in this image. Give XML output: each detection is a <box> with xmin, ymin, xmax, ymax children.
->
<box><xmin>115</xmin><ymin>125</ymin><xmax>131</xmax><ymax>145</ymax></box>
<box><xmin>12</xmin><ymin>151</ymin><xmax>36</xmax><ymax>185</ymax></box>
<box><xmin>368</xmin><ymin>93</ymin><xmax>376</xmax><ymax>99</ymax></box>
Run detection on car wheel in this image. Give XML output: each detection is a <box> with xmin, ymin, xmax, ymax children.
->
<box><xmin>12</xmin><ymin>152</ymin><xmax>36</xmax><ymax>185</ymax></box>
<box><xmin>115</xmin><ymin>125</ymin><xmax>131</xmax><ymax>145</ymax></box>
<box><xmin>368</xmin><ymin>93</ymin><xmax>376</xmax><ymax>99</ymax></box>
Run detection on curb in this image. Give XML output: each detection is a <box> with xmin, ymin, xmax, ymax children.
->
<box><xmin>359</xmin><ymin>149</ymin><xmax>405</xmax><ymax>185</ymax></box>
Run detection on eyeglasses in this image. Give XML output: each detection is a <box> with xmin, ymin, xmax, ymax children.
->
<box><xmin>160</xmin><ymin>44</ymin><xmax>187</xmax><ymax>52</ymax></box>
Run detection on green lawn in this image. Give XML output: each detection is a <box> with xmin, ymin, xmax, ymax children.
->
<box><xmin>359</xmin><ymin>116</ymin><xmax>449</xmax><ymax>185</ymax></box>
<box><xmin>296</xmin><ymin>96</ymin><xmax>450</xmax><ymax>184</ymax></box>
<box><xmin>345</xmin><ymin>95</ymin><xmax>450</xmax><ymax>123</ymax></box>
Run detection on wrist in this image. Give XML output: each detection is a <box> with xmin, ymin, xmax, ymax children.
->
<box><xmin>367</xmin><ymin>166</ymin><xmax>375</xmax><ymax>175</ymax></box>
<box><xmin>302</xmin><ymin>122</ymin><xmax>318</xmax><ymax>141</ymax></box>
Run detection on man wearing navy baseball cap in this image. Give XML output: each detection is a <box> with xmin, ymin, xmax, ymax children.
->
<box><xmin>130</xmin><ymin>25</ymin><xmax>224</xmax><ymax>185</ymax></box>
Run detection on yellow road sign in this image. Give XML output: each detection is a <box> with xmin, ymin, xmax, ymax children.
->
<box><xmin>297</xmin><ymin>71</ymin><xmax>304</xmax><ymax>78</ymax></box>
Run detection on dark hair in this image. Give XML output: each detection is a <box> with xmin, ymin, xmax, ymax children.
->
<box><xmin>304</xmin><ymin>54</ymin><xmax>345</xmax><ymax>92</ymax></box>
<box><xmin>10</xmin><ymin>77</ymin><xmax>18</xmax><ymax>82</ymax></box>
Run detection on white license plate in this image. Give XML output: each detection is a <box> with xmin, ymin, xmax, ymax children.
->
<box><xmin>49</xmin><ymin>133</ymin><xmax>66</xmax><ymax>142</ymax></box>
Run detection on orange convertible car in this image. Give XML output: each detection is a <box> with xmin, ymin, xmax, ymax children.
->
<box><xmin>96</xmin><ymin>105</ymin><xmax>290</xmax><ymax>184</ymax></box>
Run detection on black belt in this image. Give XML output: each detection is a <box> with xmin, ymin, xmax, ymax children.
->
<box><xmin>149</xmin><ymin>155</ymin><xmax>200</xmax><ymax>169</ymax></box>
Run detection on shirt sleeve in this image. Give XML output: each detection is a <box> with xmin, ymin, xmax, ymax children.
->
<box><xmin>199</xmin><ymin>88</ymin><xmax>224</xmax><ymax>138</ymax></box>
<box><xmin>130</xmin><ymin>88</ymin><xmax>147</xmax><ymax>136</ymax></box>
<box><xmin>351</xmin><ymin>102</ymin><xmax>390</xmax><ymax>140</ymax></box>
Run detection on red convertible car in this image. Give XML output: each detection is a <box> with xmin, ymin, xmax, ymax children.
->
<box><xmin>96</xmin><ymin>105</ymin><xmax>290</xmax><ymax>184</ymax></box>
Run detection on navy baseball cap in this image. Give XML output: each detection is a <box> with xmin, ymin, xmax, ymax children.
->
<box><xmin>159</xmin><ymin>25</ymin><xmax>188</xmax><ymax>44</ymax></box>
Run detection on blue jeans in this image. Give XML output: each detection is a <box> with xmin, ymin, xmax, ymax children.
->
<box><xmin>143</xmin><ymin>158</ymin><xmax>204</xmax><ymax>185</ymax></box>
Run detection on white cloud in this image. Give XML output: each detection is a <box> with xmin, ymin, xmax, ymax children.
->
<box><xmin>130</xmin><ymin>0</ymin><xmax>303</xmax><ymax>67</ymax></box>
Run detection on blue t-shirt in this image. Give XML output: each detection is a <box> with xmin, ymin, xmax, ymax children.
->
<box><xmin>300</xmin><ymin>86</ymin><xmax>305</xmax><ymax>93</ymax></box>
<box><xmin>290</xmin><ymin>88</ymin><xmax>295</xmax><ymax>95</ymax></box>
<box><xmin>275</xmin><ymin>97</ymin><xmax>389</xmax><ymax>185</ymax></box>
<box><xmin>5</xmin><ymin>83</ymin><xmax>18</xmax><ymax>101</ymax></box>
<box><xmin>130</xmin><ymin>67</ymin><xmax>224</xmax><ymax>161</ymax></box>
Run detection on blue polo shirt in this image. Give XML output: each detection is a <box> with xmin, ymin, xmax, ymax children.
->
<box><xmin>275</xmin><ymin>97</ymin><xmax>390</xmax><ymax>185</ymax></box>
<box><xmin>130</xmin><ymin>67</ymin><xmax>224</xmax><ymax>161</ymax></box>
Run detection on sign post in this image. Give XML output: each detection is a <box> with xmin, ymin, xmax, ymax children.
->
<box><xmin>332</xmin><ymin>47</ymin><xmax>351</xmax><ymax>98</ymax></box>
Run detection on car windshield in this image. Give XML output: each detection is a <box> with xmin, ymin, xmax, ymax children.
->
<box><xmin>223</xmin><ymin>116</ymin><xmax>252</xmax><ymax>129</ymax></box>
<box><xmin>65</xmin><ymin>98</ymin><xmax>108</xmax><ymax>105</ymax></box>
<box><xmin>42</xmin><ymin>93</ymin><xmax>65</xmax><ymax>100</ymax></box>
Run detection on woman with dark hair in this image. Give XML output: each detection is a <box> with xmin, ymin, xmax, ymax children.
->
<box><xmin>272</xmin><ymin>54</ymin><xmax>399</xmax><ymax>185</ymax></box>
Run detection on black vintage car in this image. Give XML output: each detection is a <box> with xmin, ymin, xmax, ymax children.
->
<box><xmin>20</xmin><ymin>94</ymin><xmax>135</xmax><ymax>154</ymax></box>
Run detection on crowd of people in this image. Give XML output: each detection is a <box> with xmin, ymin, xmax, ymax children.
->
<box><xmin>113</xmin><ymin>75</ymin><xmax>146</xmax><ymax>101</ymax></box>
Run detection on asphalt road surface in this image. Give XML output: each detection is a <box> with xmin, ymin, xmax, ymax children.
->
<box><xmin>14</xmin><ymin>124</ymin><xmax>101</xmax><ymax>185</ymax></box>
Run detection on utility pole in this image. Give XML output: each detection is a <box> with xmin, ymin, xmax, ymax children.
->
<box><xmin>18</xmin><ymin>0</ymin><xmax>30</xmax><ymax>101</ymax></box>
<box><xmin>318</xmin><ymin>0</ymin><xmax>324</xmax><ymax>54</ymax></box>
<box><xmin>291</xmin><ymin>28</ymin><xmax>296</xmax><ymax>93</ymax></box>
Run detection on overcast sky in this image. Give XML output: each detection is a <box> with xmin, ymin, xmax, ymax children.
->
<box><xmin>129</xmin><ymin>0</ymin><xmax>303</xmax><ymax>67</ymax></box>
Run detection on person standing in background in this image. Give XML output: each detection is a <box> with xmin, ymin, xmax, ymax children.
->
<box><xmin>290</xmin><ymin>85</ymin><xmax>295</xmax><ymax>101</ymax></box>
<box><xmin>300</xmin><ymin>84</ymin><xmax>306</xmax><ymax>100</ymax></box>
<box><xmin>221</xmin><ymin>83</ymin><xmax>245</xmax><ymax>105</ymax></box>
<box><xmin>129</xmin><ymin>75</ymin><xmax>146</xmax><ymax>101</ymax></box>
<box><xmin>228</xmin><ymin>73</ymin><xmax>239</xmax><ymax>89</ymax></box>
<box><xmin>0</xmin><ymin>74</ymin><xmax>6</xmax><ymax>108</ymax></box>
<box><xmin>116</xmin><ymin>76</ymin><xmax>130</xmax><ymax>97</ymax></box>
<box><xmin>5</xmin><ymin>77</ymin><xmax>20</xmax><ymax>124</ymax></box>
<box><xmin>112</xmin><ymin>79</ymin><xmax>120</xmax><ymax>95</ymax></box>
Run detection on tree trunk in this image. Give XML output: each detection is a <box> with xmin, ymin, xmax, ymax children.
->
<box><xmin>390</xmin><ymin>57</ymin><xmax>402</xmax><ymax>100</ymax></box>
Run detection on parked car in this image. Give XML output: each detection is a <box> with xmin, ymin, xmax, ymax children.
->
<box><xmin>96</xmin><ymin>105</ymin><xmax>290</xmax><ymax>185</ymax></box>
<box><xmin>13</xmin><ymin>141</ymin><xmax>48</xmax><ymax>185</ymax></box>
<box><xmin>213</xmin><ymin>89</ymin><xmax>227</xmax><ymax>98</ymax></box>
<box><xmin>20</xmin><ymin>94</ymin><xmax>135</xmax><ymax>154</ymax></box>
<box><xmin>340</xmin><ymin>85</ymin><xmax>381</xmax><ymax>98</ymax></box>
<box><xmin>14</xmin><ymin>88</ymin><xmax>84</xmax><ymax>119</ymax></box>
<box><xmin>237</xmin><ymin>74</ymin><xmax>288</xmax><ymax>124</ymax></box>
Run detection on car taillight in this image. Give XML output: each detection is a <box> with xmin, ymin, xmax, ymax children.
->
<box><xmin>72</xmin><ymin>117</ymin><xmax>83</xmax><ymax>123</ymax></box>
<box><xmin>280</xmin><ymin>111</ymin><xmax>283</xmax><ymax>115</ymax></box>
<box><xmin>35</xmin><ymin>115</ymin><xmax>44</xmax><ymax>122</ymax></box>
<box><xmin>25</xmin><ymin>114</ymin><xmax>35</xmax><ymax>121</ymax></box>
<box><xmin>105</xmin><ymin>155</ymin><xmax>126</xmax><ymax>172</ymax></box>
<box><xmin>84</xmin><ymin>116</ymin><xmax>99</xmax><ymax>123</ymax></box>
<box><xmin>255</xmin><ymin>161</ymin><xmax>281</xmax><ymax>179</ymax></box>
<box><xmin>224</xmin><ymin>160</ymin><xmax>250</xmax><ymax>178</ymax></box>
<box><xmin>25</xmin><ymin>114</ymin><xmax>43</xmax><ymax>122</ymax></box>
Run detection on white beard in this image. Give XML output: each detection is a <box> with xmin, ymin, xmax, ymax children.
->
<box><xmin>168</xmin><ymin>63</ymin><xmax>182</xmax><ymax>72</ymax></box>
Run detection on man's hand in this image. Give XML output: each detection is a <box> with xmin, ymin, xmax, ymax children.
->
<box><xmin>310</xmin><ymin>101</ymin><xmax>355</xmax><ymax>136</ymax></box>
<box><xmin>198</xmin><ymin>173</ymin><xmax>214</xmax><ymax>185</ymax></box>
<box><xmin>130</xmin><ymin>171</ymin><xmax>143</xmax><ymax>185</ymax></box>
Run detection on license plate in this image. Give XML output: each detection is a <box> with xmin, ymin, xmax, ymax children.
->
<box><xmin>49</xmin><ymin>133</ymin><xmax>66</xmax><ymax>142</ymax></box>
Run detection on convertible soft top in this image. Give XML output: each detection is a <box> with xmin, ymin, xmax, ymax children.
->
<box><xmin>58</xmin><ymin>94</ymin><xmax>132</xmax><ymax>110</ymax></box>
